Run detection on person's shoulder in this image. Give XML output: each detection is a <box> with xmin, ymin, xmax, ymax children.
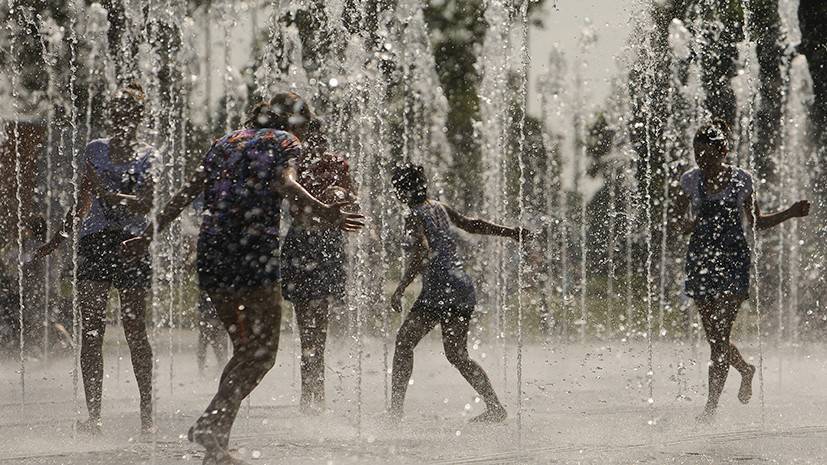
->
<box><xmin>732</xmin><ymin>166</ymin><xmax>754</xmax><ymax>191</ymax></box>
<box><xmin>85</xmin><ymin>138</ymin><xmax>109</xmax><ymax>153</ymax></box>
<box><xmin>680</xmin><ymin>167</ymin><xmax>700</xmax><ymax>181</ymax></box>
<box><xmin>680</xmin><ymin>167</ymin><xmax>699</xmax><ymax>189</ymax></box>
<box><xmin>256</xmin><ymin>128</ymin><xmax>296</xmax><ymax>141</ymax></box>
<box><xmin>83</xmin><ymin>138</ymin><xmax>109</xmax><ymax>162</ymax></box>
<box><xmin>255</xmin><ymin>128</ymin><xmax>301</xmax><ymax>152</ymax></box>
<box><xmin>733</xmin><ymin>166</ymin><xmax>753</xmax><ymax>181</ymax></box>
<box><xmin>220</xmin><ymin>128</ymin><xmax>256</xmax><ymax>145</ymax></box>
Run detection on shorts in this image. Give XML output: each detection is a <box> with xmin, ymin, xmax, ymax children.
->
<box><xmin>77</xmin><ymin>230</ymin><xmax>151</xmax><ymax>289</ymax></box>
<box><xmin>280</xmin><ymin>227</ymin><xmax>346</xmax><ymax>303</ymax></box>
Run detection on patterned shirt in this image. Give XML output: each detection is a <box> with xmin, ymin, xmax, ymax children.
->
<box><xmin>200</xmin><ymin>128</ymin><xmax>301</xmax><ymax>241</ymax></box>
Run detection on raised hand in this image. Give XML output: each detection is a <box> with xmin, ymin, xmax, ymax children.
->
<box><xmin>791</xmin><ymin>200</ymin><xmax>811</xmax><ymax>218</ymax></box>
<box><xmin>319</xmin><ymin>201</ymin><xmax>365</xmax><ymax>232</ymax></box>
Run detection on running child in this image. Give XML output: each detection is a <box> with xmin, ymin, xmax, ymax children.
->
<box><xmin>389</xmin><ymin>163</ymin><xmax>529</xmax><ymax>423</ymax></box>
<box><xmin>676</xmin><ymin>121</ymin><xmax>810</xmax><ymax>423</ymax></box>
<box><xmin>124</xmin><ymin>92</ymin><xmax>363</xmax><ymax>465</ymax></box>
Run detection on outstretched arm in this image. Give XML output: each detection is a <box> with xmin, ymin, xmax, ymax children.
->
<box><xmin>151</xmin><ymin>168</ymin><xmax>206</xmax><ymax>235</ymax></box>
<box><xmin>442</xmin><ymin>203</ymin><xmax>523</xmax><ymax>240</ymax></box>
<box><xmin>121</xmin><ymin>167</ymin><xmax>205</xmax><ymax>255</ymax></box>
<box><xmin>33</xmin><ymin>168</ymin><xmax>94</xmax><ymax>259</ymax></box>
<box><xmin>746</xmin><ymin>194</ymin><xmax>810</xmax><ymax>230</ymax></box>
<box><xmin>276</xmin><ymin>163</ymin><xmax>364</xmax><ymax>232</ymax></box>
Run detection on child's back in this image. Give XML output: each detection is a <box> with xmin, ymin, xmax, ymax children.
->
<box><xmin>407</xmin><ymin>200</ymin><xmax>475</xmax><ymax>312</ymax></box>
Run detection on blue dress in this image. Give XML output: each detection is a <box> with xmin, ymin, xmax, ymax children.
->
<box><xmin>683</xmin><ymin>168</ymin><xmax>752</xmax><ymax>301</ymax></box>
<box><xmin>406</xmin><ymin>201</ymin><xmax>476</xmax><ymax>316</ymax></box>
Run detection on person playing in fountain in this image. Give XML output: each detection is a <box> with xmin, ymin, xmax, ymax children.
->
<box><xmin>123</xmin><ymin>92</ymin><xmax>364</xmax><ymax>465</ymax></box>
<box><xmin>33</xmin><ymin>83</ymin><xmax>156</xmax><ymax>436</ymax></box>
<box><xmin>389</xmin><ymin>163</ymin><xmax>530</xmax><ymax>423</ymax></box>
<box><xmin>676</xmin><ymin>121</ymin><xmax>810</xmax><ymax>423</ymax></box>
<box><xmin>281</xmin><ymin>118</ymin><xmax>357</xmax><ymax>414</ymax></box>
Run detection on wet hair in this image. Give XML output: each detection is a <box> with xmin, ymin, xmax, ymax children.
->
<box><xmin>693</xmin><ymin>120</ymin><xmax>730</xmax><ymax>156</ymax></box>
<box><xmin>111</xmin><ymin>82</ymin><xmax>146</xmax><ymax>121</ymax></box>
<box><xmin>391</xmin><ymin>163</ymin><xmax>428</xmax><ymax>203</ymax></box>
<box><xmin>245</xmin><ymin>92</ymin><xmax>315</xmax><ymax>131</ymax></box>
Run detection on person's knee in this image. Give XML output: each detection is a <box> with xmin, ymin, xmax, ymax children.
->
<box><xmin>251</xmin><ymin>343</ymin><xmax>278</xmax><ymax>372</ymax></box>
<box><xmin>394</xmin><ymin>335</ymin><xmax>414</xmax><ymax>357</ymax></box>
<box><xmin>445</xmin><ymin>348</ymin><xmax>471</xmax><ymax>368</ymax></box>
<box><xmin>709</xmin><ymin>342</ymin><xmax>728</xmax><ymax>364</ymax></box>
<box><xmin>82</xmin><ymin>325</ymin><xmax>105</xmax><ymax>345</ymax></box>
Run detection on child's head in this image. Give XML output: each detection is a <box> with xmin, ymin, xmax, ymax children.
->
<box><xmin>111</xmin><ymin>82</ymin><xmax>145</xmax><ymax>141</ymax></box>
<box><xmin>693</xmin><ymin>120</ymin><xmax>730</xmax><ymax>171</ymax></box>
<box><xmin>246</xmin><ymin>92</ymin><xmax>315</xmax><ymax>138</ymax></box>
<box><xmin>391</xmin><ymin>163</ymin><xmax>428</xmax><ymax>205</ymax></box>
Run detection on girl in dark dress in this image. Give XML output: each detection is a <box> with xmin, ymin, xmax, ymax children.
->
<box><xmin>676</xmin><ymin>121</ymin><xmax>810</xmax><ymax>423</ymax></box>
<box><xmin>125</xmin><ymin>93</ymin><xmax>363</xmax><ymax>465</ymax></box>
<box><xmin>281</xmin><ymin>119</ymin><xmax>356</xmax><ymax>413</ymax></box>
<box><xmin>388</xmin><ymin>163</ymin><xmax>529</xmax><ymax>423</ymax></box>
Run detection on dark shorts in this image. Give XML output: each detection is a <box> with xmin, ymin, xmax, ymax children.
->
<box><xmin>280</xmin><ymin>227</ymin><xmax>346</xmax><ymax>303</ymax></box>
<box><xmin>197</xmin><ymin>232</ymin><xmax>281</xmax><ymax>291</ymax></box>
<box><xmin>77</xmin><ymin>231</ymin><xmax>151</xmax><ymax>289</ymax></box>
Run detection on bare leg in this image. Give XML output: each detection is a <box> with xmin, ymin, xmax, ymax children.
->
<box><xmin>722</xmin><ymin>296</ymin><xmax>755</xmax><ymax>404</ymax></box>
<box><xmin>441</xmin><ymin>308</ymin><xmax>505</xmax><ymax>422</ymax></box>
<box><xmin>197</xmin><ymin>317</ymin><xmax>209</xmax><ymax>373</ymax></box>
<box><xmin>119</xmin><ymin>286</ymin><xmax>154</xmax><ymax>432</ymax></box>
<box><xmin>697</xmin><ymin>297</ymin><xmax>740</xmax><ymax>420</ymax></box>
<box><xmin>211</xmin><ymin>320</ymin><xmax>228</xmax><ymax>366</ymax></box>
<box><xmin>390</xmin><ymin>310</ymin><xmax>439</xmax><ymax>417</ymax></box>
<box><xmin>190</xmin><ymin>286</ymin><xmax>282</xmax><ymax>460</ymax></box>
<box><xmin>78</xmin><ymin>280</ymin><xmax>110</xmax><ymax>431</ymax></box>
<box><xmin>295</xmin><ymin>298</ymin><xmax>330</xmax><ymax>411</ymax></box>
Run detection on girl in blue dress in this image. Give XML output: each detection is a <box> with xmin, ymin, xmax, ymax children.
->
<box><xmin>677</xmin><ymin>121</ymin><xmax>809</xmax><ymax>422</ymax></box>
<box><xmin>35</xmin><ymin>83</ymin><xmax>155</xmax><ymax>435</ymax></box>
<box><xmin>389</xmin><ymin>163</ymin><xmax>529</xmax><ymax>423</ymax></box>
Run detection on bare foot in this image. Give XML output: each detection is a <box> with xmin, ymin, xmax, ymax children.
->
<box><xmin>738</xmin><ymin>364</ymin><xmax>756</xmax><ymax>404</ymax></box>
<box><xmin>76</xmin><ymin>418</ymin><xmax>102</xmax><ymax>435</ymax></box>
<box><xmin>469</xmin><ymin>406</ymin><xmax>507</xmax><ymax>424</ymax></box>
<box><xmin>696</xmin><ymin>406</ymin><xmax>716</xmax><ymax>425</ymax></box>
<box><xmin>385</xmin><ymin>408</ymin><xmax>403</xmax><ymax>426</ymax></box>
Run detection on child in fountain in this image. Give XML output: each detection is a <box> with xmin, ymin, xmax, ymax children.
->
<box><xmin>389</xmin><ymin>163</ymin><xmax>530</xmax><ymax>423</ymax></box>
<box><xmin>676</xmin><ymin>121</ymin><xmax>810</xmax><ymax>423</ymax></box>
<box><xmin>34</xmin><ymin>83</ymin><xmax>155</xmax><ymax>435</ymax></box>
<box><xmin>123</xmin><ymin>92</ymin><xmax>363</xmax><ymax>465</ymax></box>
<box><xmin>281</xmin><ymin>118</ymin><xmax>356</xmax><ymax>414</ymax></box>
